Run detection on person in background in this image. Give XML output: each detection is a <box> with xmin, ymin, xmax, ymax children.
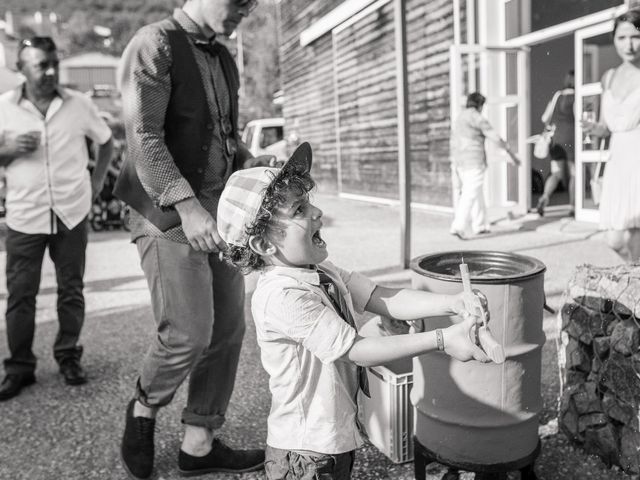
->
<box><xmin>115</xmin><ymin>0</ymin><xmax>269</xmax><ymax>478</ymax></box>
<box><xmin>582</xmin><ymin>9</ymin><xmax>640</xmax><ymax>262</ymax></box>
<box><xmin>449</xmin><ymin>92</ymin><xmax>520</xmax><ymax>240</ymax></box>
<box><xmin>536</xmin><ymin>71</ymin><xmax>575</xmax><ymax>217</ymax></box>
<box><xmin>0</xmin><ymin>36</ymin><xmax>113</xmax><ymax>401</ymax></box>
<box><xmin>217</xmin><ymin>142</ymin><xmax>491</xmax><ymax>480</ymax></box>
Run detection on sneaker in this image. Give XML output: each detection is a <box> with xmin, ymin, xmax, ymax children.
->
<box><xmin>120</xmin><ymin>399</ymin><xmax>155</xmax><ymax>479</ymax></box>
<box><xmin>178</xmin><ymin>438</ymin><xmax>265</xmax><ymax>476</ymax></box>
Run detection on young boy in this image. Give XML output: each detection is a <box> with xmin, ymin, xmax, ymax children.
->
<box><xmin>217</xmin><ymin>142</ymin><xmax>490</xmax><ymax>479</ymax></box>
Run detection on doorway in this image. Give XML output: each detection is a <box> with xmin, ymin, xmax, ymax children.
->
<box><xmin>529</xmin><ymin>34</ymin><xmax>575</xmax><ymax>215</ymax></box>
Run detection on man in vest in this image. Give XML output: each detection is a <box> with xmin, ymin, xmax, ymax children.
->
<box><xmin>116</xmin><ymin>0</ymin><xmax>269</xmax><ymax>478</ymax></box>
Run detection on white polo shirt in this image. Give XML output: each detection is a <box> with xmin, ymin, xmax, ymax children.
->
<box><xmin>0</xmin><ymin>85</ymin><xmax>111</xmax><ymax>234</ymax></box>
<box><xmin>251</xmin><ymin>261</ymin><xmax>377</xmax><ymax>454</ymax></box>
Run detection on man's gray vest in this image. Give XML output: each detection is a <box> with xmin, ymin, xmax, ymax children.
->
<box><xmin>114</xmin><ymin>17</ymin><xmax>240</xmax><ymax>231</ymax></box>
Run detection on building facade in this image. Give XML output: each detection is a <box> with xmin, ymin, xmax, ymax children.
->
<box><xmin>279</xmin><ymin>0</ymin><xmax>639</xmax><ymax>222</ymax></box>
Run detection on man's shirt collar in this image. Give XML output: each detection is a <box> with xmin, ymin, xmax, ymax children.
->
<box><xmin>8</xmin><ymin>83</ymin><xmax>67</xmax><ymax>105</ymax></box>
<box><xmin>173</xmin><ymin>8</ymin><xmax>216</xmax><ymax>45</ymax></box>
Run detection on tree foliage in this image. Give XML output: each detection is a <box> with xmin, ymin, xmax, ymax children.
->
<box><xmin>3</xmin><ymin>0</ymin><xmax>181</xmax><ymax>55</ymax></box>
<box><xmin>2</xmin><ymin>0</ymin><xmax>282</xmax><ymax>122</ymax></box>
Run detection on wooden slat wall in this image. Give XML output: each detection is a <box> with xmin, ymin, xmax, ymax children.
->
<box><xmin>280</xmin><ymin>0</ymin><xmax>461</xmax><ymax>205</ymax></box>
<box><xmin>280</xmin><ymin>1</ymin><xmax>344</xmax><ymax>191</ymax></box>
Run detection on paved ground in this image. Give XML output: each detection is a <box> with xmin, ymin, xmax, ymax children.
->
<box><xmin>0</xmin><ymin>194</ymin><xmax>633</xmax><ymax>480</ymax></box>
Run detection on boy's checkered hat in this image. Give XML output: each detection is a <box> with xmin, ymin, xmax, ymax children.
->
<box><xmin>217</xmin><ymin>142</ymin><xmax>312</xmax><ymax>247</ymax></box>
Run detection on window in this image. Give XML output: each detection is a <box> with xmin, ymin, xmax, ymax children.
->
<box><xmin>259</xmin><ymin>126</ymin><xmax>283</xmax><ymax>149</ymax></box>
<box><xmin>504</xmin><ymin>0</ymin><xmax>623</xmax><ymax>40</ymax></box>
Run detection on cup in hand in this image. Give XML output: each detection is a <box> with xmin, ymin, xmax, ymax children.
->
<box><xmin>24</xmin><ymin>130</ymin><xmax>42</xmax><ymax>145</ymax></box>
<box><xmin>9</xmin><ymin>130</ymin><xmax>42</xmax><ymax>154</ymax></box>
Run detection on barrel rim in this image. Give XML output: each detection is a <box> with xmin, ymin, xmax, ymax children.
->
<box><xmin>410</xmin><ymin>250</ymin><xmax>546</xmax><ymax>284</ymax></box>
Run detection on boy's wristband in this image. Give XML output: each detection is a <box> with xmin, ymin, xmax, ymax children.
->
<box><xmin>436</xmin><ymin>329</ymin><xmax>445</xmax><ymax>351</ymax></box>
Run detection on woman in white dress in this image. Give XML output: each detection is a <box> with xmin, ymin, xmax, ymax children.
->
<box><xmin>583</xmin><ymin>9</ymin><xmax>640</xmax><ymax>261</ymax></box>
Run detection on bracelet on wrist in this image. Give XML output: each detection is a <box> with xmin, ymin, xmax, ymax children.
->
<box><xmin>436</xmin><ymin>329</ymin><xmax>445</xmax><ymax>351</ymax></box>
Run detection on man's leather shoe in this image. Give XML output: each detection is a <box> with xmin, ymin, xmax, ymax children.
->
<box><xmin>59</xmin><ymin>358</ymin><xmax>87</xmax><ymax>385</ymax></box>
<box><xmin>0</xmin><ymin>373</ymin><xmax>36</xmax><ymax>401</ymax></box>
<box><xmin>178</xmin><ymin>438</ymin><xmax>265</xmax><ymax>476</ymax></box>
<box><xmin>121</xmin><ymin>399</ymin><xmax>155</xmax><ymax>479</ymax></box>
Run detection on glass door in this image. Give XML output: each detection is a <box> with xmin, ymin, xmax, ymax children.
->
<box><xmin>574</xmin><ymin>21</ymin><xmax>617</xmax><ymax>223</ymax></box>
<box><xmin>450</xmin><ymin>44</ymin><xmax>531</xmax><ymax>215</ymax></box>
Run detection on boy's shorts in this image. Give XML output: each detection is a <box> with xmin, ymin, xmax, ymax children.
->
<box><xmin>265</xmin><ymin>446</ymin><xmax>355</xmax><ymax>480</ymax></box>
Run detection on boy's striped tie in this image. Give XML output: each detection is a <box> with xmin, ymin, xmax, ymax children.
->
<box><xmin>317</xmin><ymin>269</ymin><xmax>371</xmax><ymax>398</ymax></box>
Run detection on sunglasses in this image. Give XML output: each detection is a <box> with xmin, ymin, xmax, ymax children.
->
<box><xmin>19</xmin><ymin>36</ymin><xmax>57</xmax><ymax>53</ymax></box>
<box><xmin>219</xmin><ymin>117</ymin><xmax>237</xmax><ymax>156</ymax></box>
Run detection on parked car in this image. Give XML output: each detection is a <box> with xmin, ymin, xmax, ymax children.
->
<box><xmin>242</xmin><ymin>118</ymin><xmax>287</xmax><ymax>161</ymax></box>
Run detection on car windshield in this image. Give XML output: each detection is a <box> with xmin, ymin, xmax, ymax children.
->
<box><xmin>259</xmin><ymin>126</ymin><xmax>283</xmax><ymax>148</ymax></box>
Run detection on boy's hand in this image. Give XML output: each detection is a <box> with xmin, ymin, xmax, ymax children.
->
<box><xmin>450</xmin><ymin>291</ymin><xmax>484</xmax><ymax>321</ymax></box>
<box><xmin>442</xmin><ymin>313</ymin><xmax>490</xmax><ymax>362</ymax></box>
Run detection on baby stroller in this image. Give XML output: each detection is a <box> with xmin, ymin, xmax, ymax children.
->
<box><xmin>88</xmin><ymin>145</ymin><xmax>130</xmax><ymax>232</ymax></box>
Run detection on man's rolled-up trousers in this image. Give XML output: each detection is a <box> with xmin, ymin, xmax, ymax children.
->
<box><xmin>135</xmin><ymin>237</ymin><xmax>246</xmax><ymax>429</ymax></box>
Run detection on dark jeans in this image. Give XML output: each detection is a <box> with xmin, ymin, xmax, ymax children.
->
<box><xmin>3</xmin><ymin>218</ymin><xmax>87</xmax><ymax>375</ymax></box>
<box><xmin>265</xmin><ymin>446</ymin><xmax>355</xmax><ymax>480</ymax></box>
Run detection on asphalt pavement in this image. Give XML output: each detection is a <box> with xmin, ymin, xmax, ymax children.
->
<box><xmin>0</xmin><ymin>194</ymin><xmax>632</xmax><ymax>480</ymax></box>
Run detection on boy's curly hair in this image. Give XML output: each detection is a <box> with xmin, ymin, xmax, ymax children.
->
<box><xmin>224</xmin><ymin>167</ymin><xmax>315</xmax><ymax>273</ymax></box>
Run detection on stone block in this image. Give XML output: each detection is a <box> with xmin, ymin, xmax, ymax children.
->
<box><xmin>578</xmin><ymin>412</ymin><xmax>608</xmax><ymax>432</ymax></box>
<box><xmin>620</xmin><ymin>426</ymin><xmax>640</xmax><ymax>474</ymax></box>
<box><xmin>601</xmin><ymin>352</ymin><xmax>640</xmax><ymax>404</ymax></box>
<box><xmin>602</xmin><ymin>393</ymin><xmax>635</xmax><ymax>425</ymax></box>
<box><xmin>584</xmin><ymin>423</ymin><xmax>619</xmax><ymax>467</ymax></box>
<box><xmin>611</xmin><ymin>320</ymin><xmax>640</xmax><ymax>356</ymax></box>
<box><xmin>593</xmin><ymin>336</ymin><xmax>611</xmax><ymax>359</ymax></box>
<box><xmin>573</xmin><ymin>381</ymin><xmax>602</xmax><ymax>415</ymax></box>
<box><xmin>565</xmin><ymin>337</ymin><xmax>592</xmax><ymax>373</ymax></box>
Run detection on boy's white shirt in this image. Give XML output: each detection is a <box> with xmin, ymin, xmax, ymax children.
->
<box><xmin>251</xmin><ymin>260</ymin><xmax>377</xmax><ymax>454</ymax></box>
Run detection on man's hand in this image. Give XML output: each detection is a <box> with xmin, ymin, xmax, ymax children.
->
<box><xmin>174</xmin><ymin>197</ymin><xmax>227</xmax><ymax>252</ymax></box>
<box><xmin>4</xmin><ymin>131</ymin><xmax>41</xmax><ymax>156</ymax></box>
<box><xmin>442</xmin><ymin>313</ymin><xmax>490</xmax><ymax>362</ymax></box>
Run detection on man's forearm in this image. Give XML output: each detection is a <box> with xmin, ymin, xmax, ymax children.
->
<box><xmin>0</xmin><ymin>146</ymin><xmax>17</xmax><ymax>167</ymax></box>
<box><xmin>91</xmin><ymin>137</ymin><xmax>114</xmax><ymax>189</ymax></box>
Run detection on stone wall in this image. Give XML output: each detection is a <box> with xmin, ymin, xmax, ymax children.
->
<box><xmin>559</xmin><ymin>264</ymin><xmax>640</xmax><ymax>475</ymax></box>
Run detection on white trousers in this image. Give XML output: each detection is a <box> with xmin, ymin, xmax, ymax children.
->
<box><xmin>451</xmin><ymin>166</ymin><xmax>488</xmax><ymax>234</ymax></box>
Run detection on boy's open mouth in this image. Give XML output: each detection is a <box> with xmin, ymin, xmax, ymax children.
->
<box><xmin>312</xmin><ymin>230</ymin><xmax>326</xmax><ymax>248</ymax></box>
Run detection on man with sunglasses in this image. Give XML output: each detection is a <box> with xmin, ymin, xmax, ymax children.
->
<box><xmin>0</xmin><ymin>37</ymin><xmax>113</xmax><ymax>399</ymax></box>
<box><xmin>115</xmin><ymin>0</ymin><xmax>268</xmax><ymax>478</ymax></box>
